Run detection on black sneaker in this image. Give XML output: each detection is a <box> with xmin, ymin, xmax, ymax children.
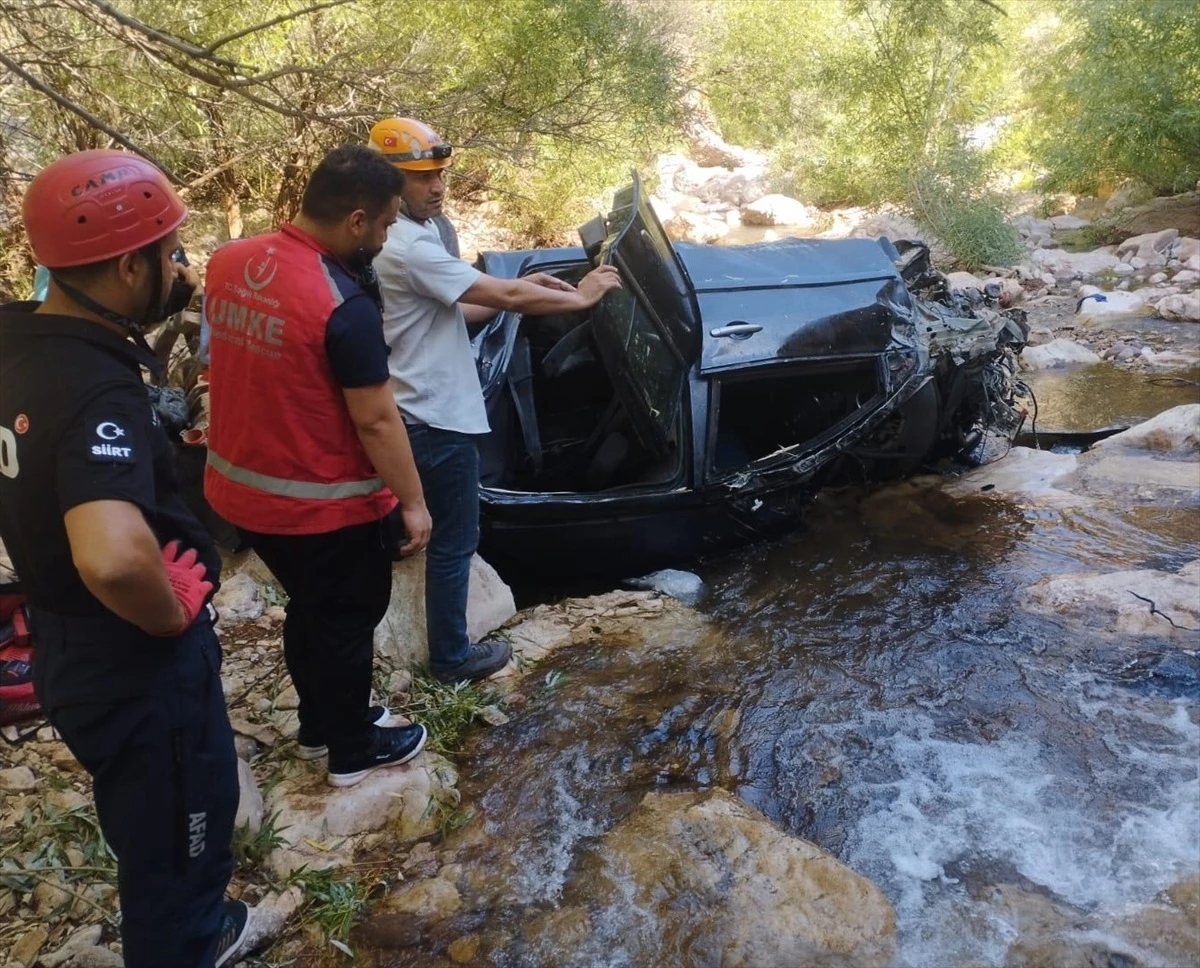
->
<box><xmin>327</xmin><ymin>723</ymin><xmax>427</xmax><ymax>788</ymax></box>
<box><xmin>297</xmin><ymin>705</ymin><xmax>391</xmax><ymax>760</ymax></box>
<box><xmin>431</xmin><ymin>639</ymin><xmax>513</xmax><ymax>685</ymax></box>
<box><xmin>214</xmin><ymin>898</ymin><xmax>250</xmax><ymax>967</ymax></box>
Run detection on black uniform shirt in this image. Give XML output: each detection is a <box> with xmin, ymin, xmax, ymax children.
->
<box><xmin>0</xmin><ymin>302</ymin><xmax>220</xmax><ymax>615</ymax></box>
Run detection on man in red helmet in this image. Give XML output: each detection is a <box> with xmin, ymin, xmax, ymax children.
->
<box><xmin>0</xmin><ymin>150</ymin><xmax>249</xmax><ymax>967</ymax></box>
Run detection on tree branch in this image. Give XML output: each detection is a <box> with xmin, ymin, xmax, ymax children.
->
<box><xmin>205</xmin><ymin>0</ymin><xmax>358</xmax><ymax>54</ymax></box>
<box><xmin>78</xmin><ymin>0</ymin><xmax>245</xmax><ymax>69</ymax></box>
<box><xmin>0</xmin><ymin>49</ymin><xmax>179</xmax><ymax>181</ymax></box>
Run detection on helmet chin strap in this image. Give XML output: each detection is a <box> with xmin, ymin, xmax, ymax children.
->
<box><xmin>50</xmin><ymin>242</ymin><xmax>164</xmax><ymax>358</ymax></box>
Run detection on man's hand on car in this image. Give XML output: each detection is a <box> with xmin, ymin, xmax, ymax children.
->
<box><xmin>525</xmin><ymin>272</ymin><xmax>576</xmax><ymax>293</ymax></box>
<box><xmin>576</xmin><ymin>265</ymin><xmax>622</xmax><ymax>307</ymax></box>
<box><xmin>398</xmin><ymin>499</ymin><xmax>433</xmax><ymax>556</ymax></box>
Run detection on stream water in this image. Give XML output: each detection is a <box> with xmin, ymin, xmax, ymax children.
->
<box><xmin>366</xmin><ymin>365</ymin><xmax>1199</xmax><ymax>967</ymax></box>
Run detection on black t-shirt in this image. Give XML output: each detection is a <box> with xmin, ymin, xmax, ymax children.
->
<box><xmin>0</xmin><ymin>304</ymin><xmax>220</xmax><ymax>614</ymax></box>
<box><xmin>323</xmin><ymin>293</ymin><xmax>392</xmax><ymax>388</ymax></box>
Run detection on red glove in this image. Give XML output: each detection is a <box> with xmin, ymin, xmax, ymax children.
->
<box><xmin>158</xmin><ymin>540</ymin><xmax>213</xmax><ymax>636</ymax></box>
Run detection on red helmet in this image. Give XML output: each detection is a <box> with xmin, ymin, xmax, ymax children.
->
<box><xmin>22</xmin><ymin>149</ymin><xmax>187</xmax><ymax>269</ymax></box>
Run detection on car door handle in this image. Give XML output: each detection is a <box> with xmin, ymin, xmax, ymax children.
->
<box><xmin>710</xmin><ymin>323</ymin><xmax>762</xmax><ymax>339</ymax></box>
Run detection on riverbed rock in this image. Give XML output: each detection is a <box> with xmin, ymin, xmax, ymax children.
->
<box><xmin>1030</xmin><ymin>247</ymin><xmax>1122</xmax><ymax>280</ymax></box>
<box><xmin>740</xmin><ymin>194</ymin><xmax>822</xmax><ymax>228</ymax></box>
<box><xmin>943</xmin><ymin>447</ymin><xmax>1080</xmax><ymax>505</ymax></box>
<box><xmin>664</xmin><ymin>211</ymin><xmax>730</xmax><ymax>244</ymax></box>
<box><xmin>1020</xmin><ymin>339</ymin><xmax>1103</xmax><ymax>369</ymax></box>
<box><xmin>1024</xmin><ymin>559</ymin><xmax>1200</xmax><ymax>641</ymax></box>
<box><xmin>213</xmin><ymin>572</ymin><xmax>263</xmax><ymax>623</ymax></box>
<box><xmin>581</xmin><ymin>789</ymin><xmax>896</xmax><ymax>967</ymax></box>
<box><xmin>1094</xmin><ymin>404</ymin><xmax>1200</xmax><ymax>452</ymax></box>
<box><xmin>373</xmin><ymin>554</ymin><xmax>516</xmax><ymax>669</ymax></box>
<box><xmin>1075</xmin><ymin>290</ymin><xmax>1147</xmax><ymax>317</ymax></box>
<box><xmin>263</xmin><ymin>754</ymin><xmax>457</xmax><ymax>875</ymax></box>
<box><xmin>38</xmin><ymin>924</ymin><xmax>103</xmax><ymax>967</ymax></box>
<box><xmin>1109</xmin><ymin>192</ymin><xmax>1200</xmax><ymax>239</ymax></box>
<box><xmin>237</xmin><ymin>887</ymin><xmax>304</xmax><ymax>954</ymax></box>
<box><xmin>1155</xmin><ymin>292</ymin><xmax>1200</xmax><ymax>321</ymax></box>
<box><xmin>1049</xmin><ymin>214</ymin><xmax>1090</xmax><ymax>231</ymax></box>
<box><xmin>1117</xmin><ymin>228</ymin><xmax>1179</xmax><ymax>267</ymax></box>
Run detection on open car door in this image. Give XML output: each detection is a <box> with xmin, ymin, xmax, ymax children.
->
<box><xmin>578</xmin><ymin>172</ymin><xmax>701</xmax><ymax>459</ymax></box>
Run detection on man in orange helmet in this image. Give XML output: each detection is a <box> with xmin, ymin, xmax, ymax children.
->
<box><xmin>368</xmin><ymin>117</ymin><xmax>621</xmax><ymax>685</ymax></box>
<box><xmin>0</xmin><ymin>150</ymin><xmax>249</xmax><ymax>966</ymax></box>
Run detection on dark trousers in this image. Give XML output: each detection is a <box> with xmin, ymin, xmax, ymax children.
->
<box><xmin>406</xmin><ymin>425</ymin><xmax>480</xmax><ymax>672</ymax></box>
<box><xmin>33</xmin><ymin>614</ymin><xmax>236</xmax><ymax>968</ymax></box>
<box><xmin>244</xmin><ymin>517</ymin><xmax>393</xmax><ymax>755</ymax></box>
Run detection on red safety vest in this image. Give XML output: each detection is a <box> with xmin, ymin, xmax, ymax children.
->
<box><xmin>202</xmin><ymin>224</ymin><xmax>396</xmax><ymax>535</ymax></box>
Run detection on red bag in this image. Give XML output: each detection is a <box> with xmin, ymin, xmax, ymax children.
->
<box><xmin>0</xmin><ymin>588</ymin><xmax>41</xmax><ymax>727</ymax></box>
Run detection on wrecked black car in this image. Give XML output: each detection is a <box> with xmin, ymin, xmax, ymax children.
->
<box><xmin>471</xmin><ymin>173</ymin><xmax>1030</xmax><ymax>579</ymax></box>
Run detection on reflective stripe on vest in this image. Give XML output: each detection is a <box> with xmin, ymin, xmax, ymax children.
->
<box><xmin>206</xmin><ymin>449</ymin><xmax>383</xmax><ymax>500</ymax></box>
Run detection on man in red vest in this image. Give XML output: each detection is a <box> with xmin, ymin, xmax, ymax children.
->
<box><xmin>204</xmin><ymin>145</ymin><xmax>432</xmax><ymax>787</ymax></box>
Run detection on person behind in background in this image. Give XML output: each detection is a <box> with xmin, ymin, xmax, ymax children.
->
<box><xmin>203</xmin><ymin>145</ymin><xmax>432</xmax><ymax>788</ymax></box>
<box><xmin>0</xmin><ymin>149</ymin><xmax>249</xmax><ymax>967</ymax></box>
<box><xmin>368</xmin><ymin>117</ymin><xmax>622</xmax><ymax>685</ymax></box>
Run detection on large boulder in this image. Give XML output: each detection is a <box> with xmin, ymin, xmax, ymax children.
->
<box><xmin>663</xmin><ymin>211</ymin><xmax>731</xmax><ymax>244</ymax></box>
<box><xmin>1024</xmin><ymin>560</ymin><xmax>1200</xmax><ymax>642</ymax></box>
<box><xmin>1029</xmin><ymin>247</ymin><xmax>1122</xmax><ymax>279</ymax></box>
<box><xmin>263</xmin><ymin>754</ymin><xmax>458</xmax><ymax>875</ymax></box>
<box><xmin>373</xmin><ymin>554</ymin><xmax>516</xmax><ymax>669</ymax></box>
<box><xmin>1075</xmin><ymin>290</ymin><xmax>1148</xmax><ymax>318</ymax></box>
<box><xmin>1020</xmin><ymin>338</ymin><xmax>1103</xmax><ymax>369</ymax></box>
<box><xmin>1094</xmin><ymin>404</ymin><xmax>1200</xmax><ymax>452</ymax></box>
<box><xmin>213</xmin><ymin>572</ymin><xmax>263</xmax><ymax>624</ymax></box>
<box><xmin>739</xmin><ymin>193</ymin><xmax>822</xmax><ymax>228</ymax></box>
<box><xmin>1109</xmin><ymin>192</ymin><xmax>1200</xmax><ymax>239</ymax></box>
<box><xmin>1155</xmin><ymin>292</ymin><xmax>1200</xmax><ymax>321</ymax></box>
<box><xmin>1116</xmin><ymin>228</ymin><xmax>1178</xmax><ymax>266</ymax></box>
<box><xmin>580</xmin><ymin>789</ymin><xmax>896</xmax><ymax>967</ymax></box>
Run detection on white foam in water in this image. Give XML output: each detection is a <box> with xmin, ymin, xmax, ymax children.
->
<box><xmin>840</xmin><ymin>678</ymin><xmax>1200</xmax><ymax>967</ymax></box>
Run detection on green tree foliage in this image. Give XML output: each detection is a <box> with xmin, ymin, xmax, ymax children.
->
<box><xmin>1027</xmin><ymin>0</ymin><xmax>1200</xmax><ymax>195</ymax></box>
<box><xmin>695</xmin><ymin>0</ymin><xmax>1024</xmax><ymax>266</ymax></box>
<box><xmin>0</xmin><ymin>0</ymin><xmax>682</xmax><ymax>275</ymax></box>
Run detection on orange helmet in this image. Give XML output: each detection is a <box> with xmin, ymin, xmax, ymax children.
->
<box><xmin>368</xmin><ymin>117</ymin><xmax>454</xmax><ymax>171</ymax></box>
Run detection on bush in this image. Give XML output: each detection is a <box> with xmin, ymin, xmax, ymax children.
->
<box><xmin>1027</xmin><ymin>0</ymin><xmax>1200</xmax><ymax>195</ymax></box>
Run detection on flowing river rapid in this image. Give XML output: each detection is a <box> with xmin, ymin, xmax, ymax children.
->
<box><xmin>362</xmin><ymin>365</ymin><xmax>1199</xmax><ymax>967</ymax></box>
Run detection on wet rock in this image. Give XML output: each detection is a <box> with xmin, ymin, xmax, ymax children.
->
<box><xmin>1155</xmin><ymin>292</ymin><xmax>1200</xmax><ymax>321</ymax></box>
<box><xmin>263</xmin><ymin>755</ymin><xmax>457</xmax><ymax>875</ymax></box>
<box><xmin>381</xmin><ymin>868</ymin><xmax>462</xmax><ymax>920</ymax></box>
<box><xmin>1025</xmin><ymin>559</ymin><xmax>1200</xmax><ymax>641</ymax></box>
<box><xmin>0</xmin><ymin>765</ymin><xmax>36</xmax><ymax>791</ymax></box>
<box><xmin>1095</xmin><ymin>404</ymin><xmax>1200</xmax><ymax>452</ymax></box>
<box><xmin>213</xmin><ymin>572</ymin><xmax>263</xmax><ymax>623</ymax></box>
<box><xmin>739</xmin><ymin>194</ymin><xmax>821</xmax><ymax>228</ymax></box>
<box><xmin>1030</xmin><ymin>247</ymin><xmax>1121</xmax><ymax>280</ymax></box>
<box><xmin>1005</xmin><ymin>938</ymin><xmax>1146</xmax><ymax>968</ymax></box>
<box><xmin>585</xmin><ymin>789</ymin><xmax>896</xmax><ymax>967</ymax></box>
<box><xmin>235</xmin><ymin>757</ymin><xmax>263</xmax><ymax>836</ymax></box>
<box><xmin>1150</xmin><ymin>271</ymin><xmax>1169</xmax><ymax>285</ymax></box>
<box><xmin>1172</xmin><ymin>268</ymin><xmax>1200</xmax><ymax>286</ymax></box>
<box><xmin>373</xmin><ymin>554</ymin><xmax>515</xmax><ymax>669</ymax></box>
<box><xmin>943</xmin><ymin>447</ymin><xmax>1080</xmax><ymax>505</ymax></box>
<box><xmin>1021</xmin><ymin>339</ymin><xmax>1103</xmax><ymax>369</ymax></box>
<box><xmin>1112</xmin><ymin>263</ymin><xmax>1136</xmax><ymax>277</ymax></box>
<box><xmin>446</xmin><ymin>935</ymin><xmax>482</xmax><ymax>964</ymax></box>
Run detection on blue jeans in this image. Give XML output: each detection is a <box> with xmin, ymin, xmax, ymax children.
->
<box><xmin>406</xmin><ymin>425</ymin><xmax>479</xmax><ymax>671</ymax></box>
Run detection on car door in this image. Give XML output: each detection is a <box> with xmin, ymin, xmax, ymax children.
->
<box><xmin>583</xmin><ymin>172</ymin><xmax>702</xmax><ymax>459</ymax></box>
